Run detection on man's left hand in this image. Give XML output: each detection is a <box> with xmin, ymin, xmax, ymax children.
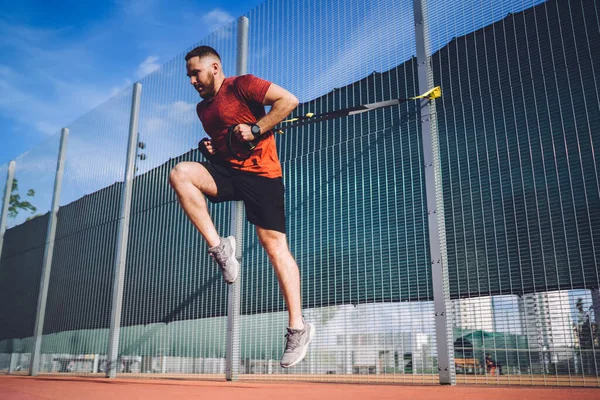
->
<box><xmin>234</xmin><ymin>124</ymin><xmax>256</xmax><ymax>142</ymax></box>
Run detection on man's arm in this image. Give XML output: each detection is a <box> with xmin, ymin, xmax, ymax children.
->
<box><xmin>257</xmin><ymin>83</ymin><xmax>299</xmax><ymax>132</ymax></box>
<box><xmin>236</xmin><ymin>83</ymin><xmax>298</xmax><ymax>141</ymax></box>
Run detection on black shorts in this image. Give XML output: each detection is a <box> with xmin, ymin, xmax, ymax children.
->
<box><xmin>200</xmin><ymin>162</ymin><xmax>286</xmax><ymax>233</ymax></box>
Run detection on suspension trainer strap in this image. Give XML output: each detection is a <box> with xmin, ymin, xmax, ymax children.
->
<box><xmin>275</xmin><ymin>86</ymin><xmax>441</xmax><ymax>133</ymax></box>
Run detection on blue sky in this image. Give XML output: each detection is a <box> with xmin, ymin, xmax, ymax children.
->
<box><xmin>0</xmin><ymin>0</ymin><xmax>550</xmax><ymax>225</ymax></box>
<box><xmin>0</xmin><ymin>0</ymin><xmax>549</xmax><ymax>168</ymax></box>
<box><xmin>0</xmin><ymin>0</ymin><xmax>266</xmax><ymax>167</ymax></box>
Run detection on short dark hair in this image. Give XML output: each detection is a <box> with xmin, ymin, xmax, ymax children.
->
<box><xmin>185</xmin><ymin>46</ymin><xmax>221</xmax><ymax>62</ymax></box>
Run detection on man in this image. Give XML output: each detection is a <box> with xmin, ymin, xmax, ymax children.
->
<box><xmin>169</xmin><ymin>45</ymin><xmax>314</xmax><ymax>368</ymax></box>
<box><xmin>485</xmin><ymin>353</ymin><xmax>496</xmax><ymax>375</ymax></box>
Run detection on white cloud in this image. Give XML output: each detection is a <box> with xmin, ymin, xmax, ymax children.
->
<box><xmin>170</xmin><ymin>100</ymin><xmax>196</xmax><ymax>116</ymax></box>
<box><xmin>135</xmin><ymin>100</ymin><xmax>200</xmax><ymax>174</ymax></box>
<box><xmin>110</xmin><ymin>79</ymin><xmax>134</xmax><ymax>96</ymax></box>
<box><xmin>136</xmin><ymin>55</ymin><xmax>160</xmax><ymax>77</ymax></box>
<box><xmin>200</xmin><ymin>9</ymin><xmax>235</xmax><ymax>33</ymax></box>
<box><xmin>35</xmin><ymin>121</ymin><xmax>61</xmax><ymax>135</ymax></box>
<box><xmin>0</xmin><ymin>71</ymin><xmax>79</xmax><ymax>135</ymax></box>
<box><xmin>0</xmin><ymin>68</ymin><xmax>29</xmax><ymax>106</ymax></box>
<box><xmin>142</xmin><ymin>100</ymin><xmax>196</xmax><ymax>136</ymax></box>
<box><xmin>144</xmin><ymin>117</ymin><xmax>167</xmax><ymax>135</ymax></box>
<box><xmin>0</xmin><ymin>20</ymin><xmax>66</xmax><ymax>51</ymax></box>
<box><xmin>0</xmin><ymin>64</ymin><xmax>120</xmax><ymax>137</ymax></box>
<box><xmin>0</xmin><ymin>5</ymin><xmax>234</xmax><ymax>147</ymax></box>
<box><xmin>0</xmin><ymin>1</ymin><xmax>251</xmax><ymax>171</ymax></box>
<box><xmin>0</xmin><ymin>21</ymin><xmax>119</xmax><ymax>142</ymax></box>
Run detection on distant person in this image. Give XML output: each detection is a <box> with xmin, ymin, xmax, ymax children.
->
<box><xmin>169</xmin><ymin>45</ymin><xmax>314</xmax><ymax>368</ymax></box>
<box><xmin>485</xmin><ymin>353</ymin><xmax>496</xmax><ymax>375</ymax></box>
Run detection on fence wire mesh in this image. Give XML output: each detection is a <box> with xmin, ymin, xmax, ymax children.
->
<box><xmin>0</xmin><ymin>133</ymin><xmax>61</xmax><ymax>373</ymax></box>
<box><xmin>427</xmin><ymin>0</ymin><xmax>600</xmax><ymax>386</ymax></box>
<box><xmin>238</xmin><ymin>0</ymin><xmax>438</xmax><ymax>383</ymax></box>
<box><xmin>115</xmin><ymin>21</ymin><xmax>240</xmax><ymax>377</ymax></box>
<box><xmin>0</xmin><ymin>0</ymin><xmax>598</xmax><ymax>387</ymax></box>
<box><xmin>35</xmin><ymin>91</ymin><xmax>134</xmax><ymax>376</ymax></box>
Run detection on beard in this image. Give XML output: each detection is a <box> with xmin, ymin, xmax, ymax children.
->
<box><xmin>197</xmin><ymin>73</ymin><xmax>216</xmax><ymax>99</ymax></box>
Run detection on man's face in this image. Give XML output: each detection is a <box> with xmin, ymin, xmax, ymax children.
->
<box><xmin>186</xmin><ymin>56</ymin><xmax>216</xmax><ymax>99</ymax></box>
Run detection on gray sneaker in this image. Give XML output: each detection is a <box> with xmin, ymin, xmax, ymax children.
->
<box><xmin>280</xmin><ymin>321</ymin><xmax>315</xmax><ymax>368</ymax></box>
<box><xmin>207</xmin><ymin>236</ymin><xmax>239</xmax><ymax>284</ymax></box>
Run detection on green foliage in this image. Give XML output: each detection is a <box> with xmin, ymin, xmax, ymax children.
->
<box><xmin>8</xmin><ymin>178</ymin><xmax>37</xmax><ymax>219</ymax></box>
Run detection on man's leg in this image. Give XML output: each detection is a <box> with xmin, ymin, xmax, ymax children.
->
<box><xmin>255</xmin><ymin>226</ymin><xmax>313</xmax><ymax>368</ymax></box>
<box><xmin>169</xmin><ymin>161</ymin><xmax>240</xmax><ymax>284</ymax></box>
<box><xmin>169</xmin><ymin>162</ymin><xmax>220</xmax><ymax>247</ymax></box>
<box><xmin>255</xmin><ymin>226</ymin><xmax>303</xmax><ymax>329</ymax></box>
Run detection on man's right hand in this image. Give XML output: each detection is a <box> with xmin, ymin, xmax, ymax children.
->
<box><xmin>202</xmin><ymin>138</ymin><xmax>216</xmax><ymax>154</ymax></box>
<box><xmin>199</xmin><ymin>137</ymin><xmax>221</xmax><ymax>164</ymax></box>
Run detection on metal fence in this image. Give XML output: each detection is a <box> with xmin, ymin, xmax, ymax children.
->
<box><xmin>0</xmin><ymin>0</ymin><xmax>599</xmax><ymax>387</ymax></box>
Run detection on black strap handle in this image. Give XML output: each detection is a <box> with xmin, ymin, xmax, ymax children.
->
<box><xmin>198</xmin><ymin>137</ymin><xmax>227</xmax><ymax>166</ymax></box>
<box><xmin>227</xmin><ymin>124</ymin><xmax>260</xmax><ymax>161</ymax></box>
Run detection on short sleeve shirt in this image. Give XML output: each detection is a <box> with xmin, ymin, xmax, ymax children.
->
<box><xmin>196</xmin><ymin>74</ymin><xmax>282</xmax><ymax>178</ymax></box>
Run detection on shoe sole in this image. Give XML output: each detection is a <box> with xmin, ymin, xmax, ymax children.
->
<box><xmin>281</xmin><ymin>322</ymin><xmax>315</xmax><ymax>368</ymax></box>
<box><xmin>225</xmin><ymin>236</ymin><xmax>240</xmax><ymax>284</ymax></box>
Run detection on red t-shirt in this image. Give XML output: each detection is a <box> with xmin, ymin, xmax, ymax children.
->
<box><xmin>196</xmin><ymin>74</ymin><xmax>282</xmax><ymax>178</ymax></box>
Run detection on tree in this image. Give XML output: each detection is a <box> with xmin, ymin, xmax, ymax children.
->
<box><xmin>8</xmin><ymin>178</ymin><xmax>37</xmax><ymax>219</ymax></box>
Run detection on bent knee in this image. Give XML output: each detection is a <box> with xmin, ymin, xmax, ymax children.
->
<box><xmin>169</xmin><ymin>163</ymin><xmax>194</xmax><ymax>187</ymax></box>
<box><xmin>169</xmin><ymin>162</ymin><xmax>218</xmax><ymax>197</ymax></box>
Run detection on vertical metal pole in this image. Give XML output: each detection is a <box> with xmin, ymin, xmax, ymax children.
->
<box><xmin>29</xmin><ymin>128</ymin><xmax>69</xmax><ymax>376</ymax></box>
<box><xmin>106</xmin><ymin>82</ymin><xmax>142</xmax><ymax>378</ymax></box>
<box><xmin>0</xmin><ymin>162</ymin><xmax>15</xmax><ymax>363</ymax></box>
<box><xmin>92</xmin><ymin>354</ymin><xmax>99</xmax><ymax>373</ymax></box>
<box><xmin>413</xmin><ymin>0</ymin><xmax>455</xmax><ymax>385</ymax></box>
<box><xmin>226</xmin><ymin>15</ymin><xmax>248</xmax><ymax>382</ymax></box>
<box><xmin>9</xmin><ymin>352</ymin><xmax>17</xmax><ymax>374</ymax></box>
<box><xmin>0</xmin><ymin>161</ymin><xmax>16</xmax><ymax>265</ymax></box>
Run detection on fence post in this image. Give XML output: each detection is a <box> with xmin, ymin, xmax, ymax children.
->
<box><xmin>413</xmin><ymin>0</ymin><xmax>455</xmax><ymax>385</ymax></box>
<box><xmin>8</xmin><ymin>353</ymin><xmax>18</xmax><ymax>374</ymax></box>
<box><xmin>226</xmin><ymin>15</ymin><xmax>249</xmax><ymax>382</ymax></box>
<box><xmin>0</xmin><ymin>161</ymin><xmax>16</xmax><ymax>268</ymax></box>
<box><xmin>106</xmin><ymin>82</ymin><xmax>142</xmax><ymax>378</ymax></box>
<box><xmin>29</xmin><ymin>128</ymin><xmax>69</xmax><ymax>376</ymax></box>
<box><xmin>0</xmin><ymin>162</ymin><xmax>16</xmax><ymax>370</ymax></box>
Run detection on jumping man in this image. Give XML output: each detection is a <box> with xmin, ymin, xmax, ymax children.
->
<box><xmin>169</xmin><ymin>46</ymin><xmax>314</xmax><ymax>368</ymax></box>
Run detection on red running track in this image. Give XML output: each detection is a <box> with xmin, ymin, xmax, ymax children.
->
<box><xmin>0</xmin><ymin>375</ymin><xmax>597</xmax><ymax>400</ymax></box>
